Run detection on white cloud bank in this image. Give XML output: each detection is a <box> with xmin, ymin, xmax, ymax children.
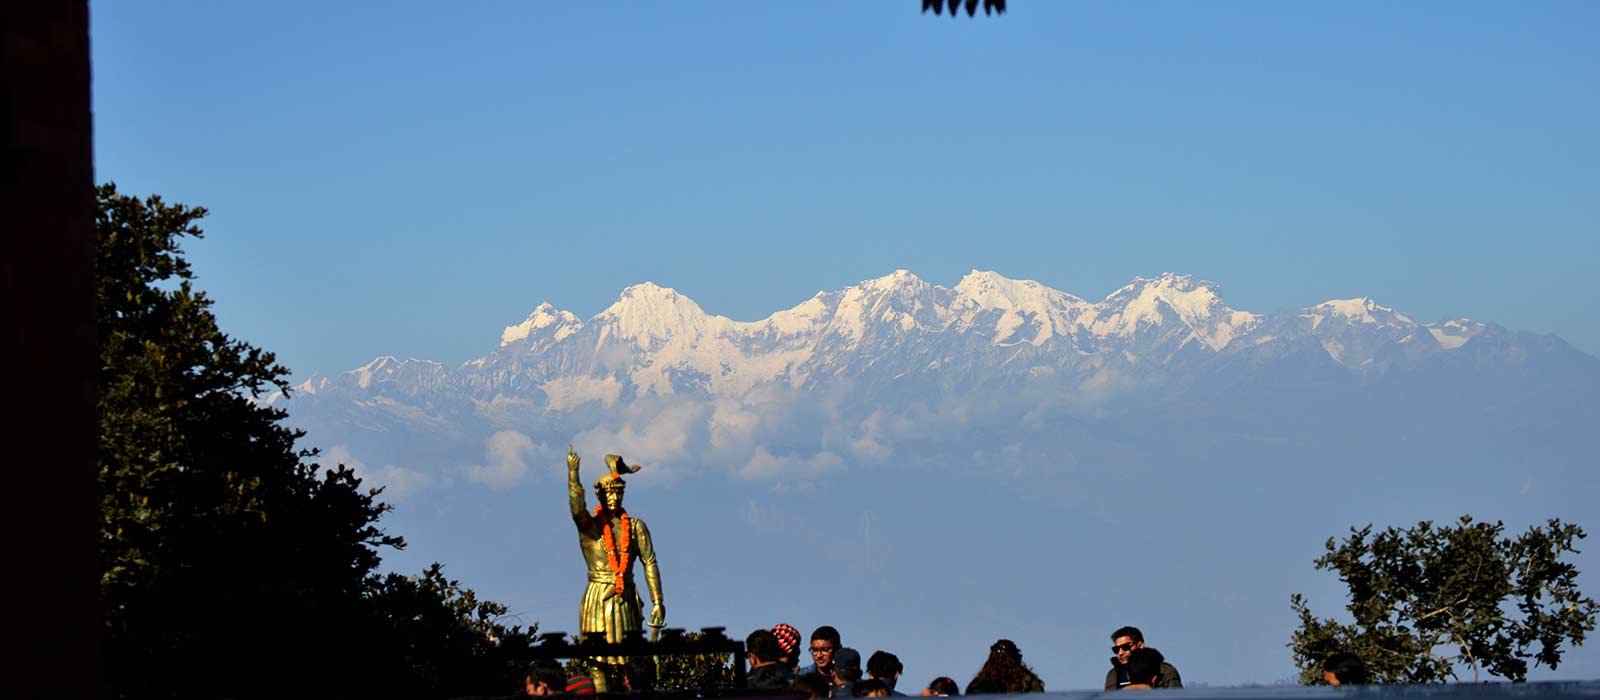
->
<box><xmin>323</xmin><ymin>445</ymin><xmax>435</xmax><ymax>501</ymax></box>
<box><xmin>464</xmin><ymin>430</ymin><xmax>548</xmax><ymax>490</ymax></box>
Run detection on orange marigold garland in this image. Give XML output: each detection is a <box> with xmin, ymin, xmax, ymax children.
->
<box><xmin>595</xmin><ymin>505</ymin><xmax>631</xmax><ymax>596</ymax></box>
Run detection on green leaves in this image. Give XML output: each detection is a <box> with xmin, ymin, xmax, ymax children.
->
<box><xmin>1289</xmin><ymin>516</ymin><xmax>1598</xmax><ymax>684</ymax></box>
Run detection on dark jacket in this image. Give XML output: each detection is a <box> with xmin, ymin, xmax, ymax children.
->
<box><xmin>748</xmin><ymin>662</ymin><xmax>799</xmax><ymax>690</ymax></box>
<box><xmin>1104</xmin><ymin>661</ymin><xmax>1182</xmax><ymax>689</ymax></box>
<box><xmin>967</xmin><ymin>675</ymin><xmax>1043</xmax><ymax>695</ymax></box>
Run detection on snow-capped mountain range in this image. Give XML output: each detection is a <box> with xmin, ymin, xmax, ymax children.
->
<box><xmin>276</xmin><ymin>270</ymin><xmax>1534</xmax><ymax>408</ymax></box>
<box><xmin>272</xmin><ymin>269</ymin><xmax>1596</xmax><ymax>492</ymax></box>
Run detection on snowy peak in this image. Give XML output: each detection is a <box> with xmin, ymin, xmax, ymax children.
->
<box><xmin>600</xmin><ymin>282</ymin><xmax>708</xmax><ymax>319</ymax></box>
<box><xmin>500</xmin><ymin>302</ymin><xmax>582</xmax><ymax>346</ymax></box>
<box><xmin>827</xmin><ymin>269</ymin><xmax>954</xmax><ymax>339</ymax></box>
<box><xmin>847</xmin><ymin>270</ymin><xmax>940</xmax><ymax>310</ymax></box>
<box><xmin>353</xmin><ymin>355</ymin><xmax>403</xmax><ymax>375</ymax></box>
<box><xmin>1426</xmin><ymin>318</ymin><xmax>1487</xmax><ymax>350</ymax></box>
<box><xmin>295</xmin><ymin>376</ymin><xmax>329</xmax><ymax>395</ymax></box>
<box><xmin>596</xmin><ymin>282</ymin><xmax>727</xmax><ymax>347</ymax></box>
<box><xmin>263</xmin><ymin>375</ymin><xmax>329</xmax><ymax>406</ymax></box>
<box><xmin>859</xmin><ymin>269</ymin><xmax>928</xmax><ymax>292</ymax></box>
<box><xmin>954</xmin><ymin>269</ymin><xmax>1089</xmax><ymax>311</ymax></box>
<box><xmin>342</xmin><ymin>356</ymin><xmax>444</xmax><ymax>390</ymax></box>
<box><xmin>1309</xmin><ymin>297</ymin><xmax>1414</xmax><ymax>328</ymax></box>
<box><xmin>1102</xmin><ymin>273</ymin><xmax>1220</xmax><ymax>315</ymax></box>
<box><xmin>953</xmin><ymin>270</ymin><xmax>1090</xmax><ymax>346</ymax></box>
<box><xmin>757</xmin><ymin>293</ymin><xmax>834</xmax><ymax>338</ymax></box>
<box><xmin>1085</xmin><ymin>273</ymin><xmax>1257</xmax><ymax>350</ymax></box>
<box><xmin>1292</xmin><ymin>298</ymin><xmax>1421</xmax><ymax>366</ymax></box>
<box><xmin>1312</xmin><ymin>297</ymin><xmax>1414</xmax><ymax>324</ymax></box>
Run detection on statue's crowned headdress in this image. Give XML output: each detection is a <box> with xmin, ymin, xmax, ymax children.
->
<box><xmin>595</xmin><ymin>454</ymin><xmax>640</xmax><ymax>491</ymax></box>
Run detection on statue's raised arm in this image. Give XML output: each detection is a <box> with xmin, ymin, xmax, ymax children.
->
<box><xmin>566</xmin><ymin>445</ymin><xmax>594</xmax><ymax>531</ymax></box>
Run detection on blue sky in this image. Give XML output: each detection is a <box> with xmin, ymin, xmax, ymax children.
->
<box><xmin>93</xmin><ymin>1</ymin><xmax>1600</xmax><ymax>381</ymax></box>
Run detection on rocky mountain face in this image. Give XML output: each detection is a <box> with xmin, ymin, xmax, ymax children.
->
<box><xmin>272</xmin><ymin>270</ymin><xmax>1598</xmax><ymax>488</ymax></box>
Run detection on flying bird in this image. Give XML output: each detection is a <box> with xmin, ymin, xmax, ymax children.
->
<box><xmin>923</xmin><ymin>0</ymin><xmax>1006</xmax><ymax>16</ymax></box>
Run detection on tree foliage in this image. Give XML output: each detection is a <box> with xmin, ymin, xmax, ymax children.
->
<box><xmin>96</xmin><ymin>183</ymin><xmax>531</xmax><ymax>698</ymax></box>
<box><xmin>653</xmin><ymin>632</ymin><xmax>736</xmax><ymax>691</ymax></box>
<box><xmin>1290</xmin><ymin>515</ymin><xmax>1598</xmax><ymax>684</ymax></box>
<box><xmin>366</xmin><ymin>564</ymin><xmax>538</xmax><ymax>696</ymax></box>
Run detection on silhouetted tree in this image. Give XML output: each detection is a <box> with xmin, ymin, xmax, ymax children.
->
<box><xmin>1290</xmin><ymin>516</ymin><xmax>1597</xmax><ymax>684</ymax></box>
<box><xmin>96</xmin><ymin>184</ymin><xmax>529</xmax><ymax>698</ymax></box>
<box><xmin>366</xmin><ymin>564</ymin><xmax>537</xmax><ymax>696</ymax></box>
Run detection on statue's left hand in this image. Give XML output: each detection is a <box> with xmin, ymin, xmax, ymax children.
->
<box><xmin>650</xmin><ymin>601</ymin><xmax>666</xmax><ymax>627</ymax></box>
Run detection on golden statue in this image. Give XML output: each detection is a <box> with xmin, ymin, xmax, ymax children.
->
<box><xmin>566</xmin><ymin>447</ymin><xmax>664</xmax><ymax>690</ymax></box>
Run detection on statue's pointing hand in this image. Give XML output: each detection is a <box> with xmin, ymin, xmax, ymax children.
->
<box><xmin>567</xmin><ymin>445</ymin><xmax>579</xmax><ymax>472</ymax></box>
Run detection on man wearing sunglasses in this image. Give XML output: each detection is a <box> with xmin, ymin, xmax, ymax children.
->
<box><xmin>1104</xmin><ymin>626</ymin><xmax>1182</xmax><ymax>689</ymax></box>
<box><xmin>799</xmin><ymin>626</ymin><xmax>843</xmax><ymax>679</ymax></box>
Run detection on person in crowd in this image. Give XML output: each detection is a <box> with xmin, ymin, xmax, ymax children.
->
<box><xmin>565</xmin><ymin>673</ymin><xmax>597</xmax><ymax>696</ymax></box>
<box><xmin>748</xmin><ymin>628</ymin><xmax>800</xmax><ymax>690</ymax></box>
<box><xmin>775</xmin><ymin>623</ymin><xmax>804</xmax><ymax>672</ymax></box>
<box><xmin>1121</xmin><ymin>648</ymin><xmax>1166</xmax><ymax>690</ymax></box>
<box><xmin>1104</xmin><ymin>626</ymin><xmax>1182</xmax><ymax>689</ymax></box>
<box><xmin>831</xmin><ymin>647</ymin><xmax>864</xmax><ymax>698</ymax></box>
<box><xmin>920</xmin><ymin>677</ymin><xmax>960</xmax><ymax>696</ymax></box>
<box><xmin>853</xmin><ymin>679</ymin><xmax>892</xmax><ymax>698</ymax></box>
<box><xmin>1322</xmin><ymin>652</ymin><xmax>1369</xmax><ymax>686</ymax></box>
<box><xmin>965</xmin><ymin>639</ymin><xmax>1044</xmax><ymax>695</ymax></box>
<box><xmin>523</xmin><ymin>660</ymin><xmax>567</xmax><ymax>696</ymax></box>
<box><xmin>867</xmin><ymin>650</ymin><xmax>906</xmax><ymax>696</ymax></box>
<box><xmin>793</xmin><ymin>672</ymin><xmax>833</xmax><ymax>699</ymax></box>
<box><xmin>802</xmin><ymin>626</ymin><xmax>844</xmax><ymax>678</ymax></box>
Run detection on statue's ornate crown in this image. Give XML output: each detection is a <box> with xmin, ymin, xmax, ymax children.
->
<box><xmin>594</xmin><ymin>454</ymin><xmax>640</xmax><ymax>490</ymax></box>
